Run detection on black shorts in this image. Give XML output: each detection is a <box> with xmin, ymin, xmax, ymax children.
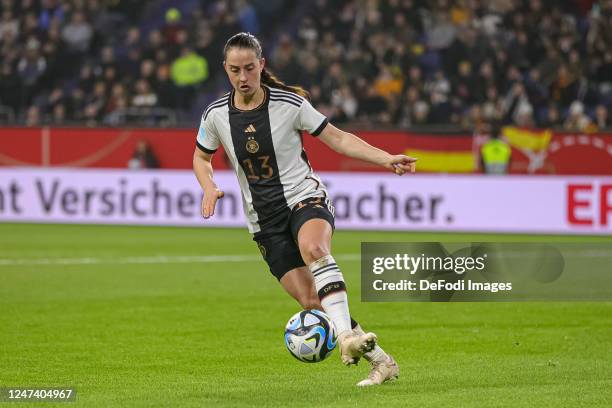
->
<box><xmin>253</xmin><ymin>196</ymin><xmax>335</xmax><ymax>280</ymax></box>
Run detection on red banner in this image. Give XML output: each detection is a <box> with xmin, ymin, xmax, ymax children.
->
<box><xmin>1</xmin><ymin>127</ymin><xmax>611</xmax><ymax>175</ymax></box>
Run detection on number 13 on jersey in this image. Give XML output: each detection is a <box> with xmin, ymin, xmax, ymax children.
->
<box><xmin>242</xmin><ymin>155</ymin><xmax>274</xmax><ymax>181</ymax></box>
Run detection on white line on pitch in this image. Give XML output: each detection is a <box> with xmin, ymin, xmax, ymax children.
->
<box><xmin>0</xmin><ymin>254</ymin><xmax>361</xmax><ymax>266</ymax></box>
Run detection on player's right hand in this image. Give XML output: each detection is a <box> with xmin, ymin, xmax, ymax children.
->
<box><xmin>201</xmin><ymin>187</ymin><xmax>224</xmax><ymax>218</ymax></box>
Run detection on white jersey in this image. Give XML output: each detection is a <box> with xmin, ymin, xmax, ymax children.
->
<box><xmin>196</xmin><ymin>85</ymin><xmax>330</xmax><ymax>234</ymax></box>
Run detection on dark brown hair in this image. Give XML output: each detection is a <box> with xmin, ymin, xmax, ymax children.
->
<box><xmin>223</xmin><ymin>32</ymin><xmax>310</xmax><ymax>99</ymax></box>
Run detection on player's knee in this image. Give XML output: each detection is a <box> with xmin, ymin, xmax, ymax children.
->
<box><xmin>300</xmin><ymin>241</ymin><xmax>330</xmax><ymax>264</ymax></box>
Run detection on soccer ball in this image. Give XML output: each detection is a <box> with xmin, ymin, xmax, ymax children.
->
<box><xmin>284</xmin><ymin>309</ymin><xmax>337</xmax><ymax>363</ymax></box>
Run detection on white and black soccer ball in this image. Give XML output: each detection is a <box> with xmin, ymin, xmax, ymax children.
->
<box><xmin>284</xmin><ymin>309</ymin><xmax>337</xmax><ymax>363</ymax></box>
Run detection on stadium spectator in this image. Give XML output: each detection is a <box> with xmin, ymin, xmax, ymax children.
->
<box><xmin>25</xmin><ymin>105</ymin><xmax>40</xmax><ymax>126</ymax></box>
<box><xmin>51</xmin><ymin>102</ymin><xmax>66</xmax><ymax>124</ymax></box>
<box><xmin>76</xmin><ymin>64</ymin><xmax>95</xmax><ymax>94</ymax></box>
<box><xmin>235</xmin><ymin>0</ymin><xmax>259</xmax><ymax>34</ymax></box>
<box><xmin>61</xmin><ymin>10</ymin><xmax>92</xmax><ymax>54</ymax></box>
<box><xmin>152</xmin><ymin>64</ymin><xmax>177</xmax><ymax>109</ymax></box>
<box><xmin>426</xmin><ymin>71</ymin><xmax>452</xmax><ymax>123</ymax></box>
<box><xmin>564</xmin><ymin>100</ymin><xmax>595</xmax><ymax>132</ymax></box>
<box><xmin>45</xmin><ymin>85</ymin><xmax>65</xmax><ymax>113</ymax></box>
<box><xmin>0</xmin><ymin>9</ymin><xmax>19</xmax><ymax>39</ymax></box>
<box><xmin>171</xmin><ymin>46</ymin><xmax>209</xmax><ymax>109</ymax></box>
<box><xmin>541</xmin><ymin>104</ymin><xmax>562</xmax><ymax>129</ymax></box>
<box><xmin>481</xmin><ymin>85</ymin><xmax>504</xmax><ymax>123</ymax></box>
<box><xmin>82</xmin><ymin>81</ymin><xmax>107</xmax><ymax>124</ymax></box>
<box><xmin>103</xmin><ymin>83</ymin><xmax>128</xmax><ymax>126</ymax></box>
<box><xmin>67</xmin><ymin>88</ymin><xmax>85</xmax><ymax>121</ymax></box>
<box><xmin>0</xmin><ymin>62</ymin><xmax>20</xmax><ymax>113</ymax></box>
<box><xmin>21</xmin><ymin>12</ymin><xmax>44</xmax><ymax>42</ymax></box>
<box><xmin>271</xmin><ymin>34</ymin><xmax>300</xmax><ymax>85</ymax></box>
<box><xmin>595</xmin><ymin>104</ymin><xmax>609</xmax><ymax>129</ymax></box>
<box><xmin>132</xmin><ymin>79</ymin><xmax>158</xmax><ymax>108</ymax></box>
<box><xmin>139</xmin><ymin>59</ymin><xmax>156</xmax><ymax>83</ymax></box>
<box><xmin>330</xmin><ymin>85</ymin><xmax>358</xmax><ymax>123</ymax></box>
<box><xmin>115</xmin><ymin>26</ymin><xmax>142</xmax><ymax>79</ymax></box>
<box><xmin>17</xmin><ymin>38</ymin><xmax>47</xmax><ymax>107</ymax></box>
<box><xmin>99</xmin><ymin>46</ymin><xmax>117</xmax><ymax>72</ymax></box>
<box><xmin>480</xmin><ymin>126</ymin><xmax>511</xmax><ymax>175</ymax></box>
<box><xmin>39</xmin><ymin>0</ymin><xmax>64</xmax><ymax>31</ymax></box>
<box><xmin>398</xmin><ymin>86</ymin><xmax>430</xmax><ymax>128</ymax></box>
<box><xmin>128</xmin><ymin>139</ymin><xmax>160</xmax><ymax>169</ymax></box>
<box><xmin>105</xmin><ymin>83</ymin><xmax>126</xmax><ymax>111</ymax></box>
<box><xmin>162</xmin><ymin>8</ymin><xmax>185</xmax><ymax>46</ymax></box>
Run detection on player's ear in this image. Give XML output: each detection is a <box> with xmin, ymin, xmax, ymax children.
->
<box><xmin>260</xmin><ymin>57</ymin><xmax>266</xmax><ymax>72</ymax></box>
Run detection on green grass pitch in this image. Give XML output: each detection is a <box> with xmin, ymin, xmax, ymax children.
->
<box><xmin>1</xmin><ymin>223</ymin><xmax>611</xmax><ymax>407</ymax></box>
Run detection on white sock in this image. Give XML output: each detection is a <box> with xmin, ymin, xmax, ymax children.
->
<box><xmin>308</xmin><ymin>255</ymin><xmax>352</xmax><ymax>334</ymax></box>
<box><xmin>364</xmin><ymin>346</ymin><xmax>387</xmax><ymax>363</ymax></box>
<box><xmin>355</xmin><ymin>324</ymin><xmax>388</xmax><ymax>363</ymax></box>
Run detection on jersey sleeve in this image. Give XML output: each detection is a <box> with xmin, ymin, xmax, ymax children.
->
<box><xmin>195</xmin><ymin>113</ymin><xmax>220</xmax><ymax>153</ymax></box>
<box><xmin>298</xmin><ymin>99</ymin><xmax>329</xmax><ymax>137</ymax></box>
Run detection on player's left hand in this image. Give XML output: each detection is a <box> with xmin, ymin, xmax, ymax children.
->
<box><xmin>386</xmin><ymin>155</ymin><xmax>417</xmax><ymax>175</ymax></box>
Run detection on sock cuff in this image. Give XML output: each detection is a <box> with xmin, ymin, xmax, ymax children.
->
<box><xmin>308</xmin><ymin>254</ymin><xmax>336</xmax><ymax>273</ymax></box>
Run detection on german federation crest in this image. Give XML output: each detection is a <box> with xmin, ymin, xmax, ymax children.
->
<box><xmin>246</xmin><ymin>137</ymin><xmax>259</xmax><ymax>154</ymax></box>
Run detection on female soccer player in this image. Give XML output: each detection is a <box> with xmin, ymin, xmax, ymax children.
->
<box><xmin>193</xmin><ymin>33</ymin><xmax>416</xmax><ymax>386</ymax></box>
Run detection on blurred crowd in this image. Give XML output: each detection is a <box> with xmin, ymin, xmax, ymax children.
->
<box><xmin>0</xmin><ymin>0</ymin><xmax>272</xmax><ymax>126</ymax></box>
<box><xmin>1</xmin><ymin>0</ymin><xmax>611</xmax><ymax>131</ymax></box>
<box><xmin>291</xmin><ymin>0</ymin><xmax>612</xmax><ymax>131</ymax></box>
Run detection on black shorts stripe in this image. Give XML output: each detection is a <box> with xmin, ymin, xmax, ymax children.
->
<box><xmin>196</xmin><ymin>140</ymin><xmax>217</xmax><ymax>154</ymax></box>
<box><xmin>269</xmin><ymin>96</ymin><xmax>301</xmax><ymax>108</ymax></box>
<box><xmin>311</xmin><ymin>118</ymin><xmax>329</xmax><ymax>136</ymax></box>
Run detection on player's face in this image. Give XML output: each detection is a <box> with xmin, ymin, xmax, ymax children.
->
<box><xmin>224</xmin><ymin>48</ymin><xmax>264</xmax><ymax>97</ymax></box>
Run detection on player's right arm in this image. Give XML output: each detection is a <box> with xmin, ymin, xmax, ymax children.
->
<box><xmin>193</xmin><ymin>149</ymin><xmax>224</xmax><ymax>218</ymax></box>
<box><xmin>193</xmin><ymin>110</ymin><xmax>224</xmax><ymax>218</ymax></box>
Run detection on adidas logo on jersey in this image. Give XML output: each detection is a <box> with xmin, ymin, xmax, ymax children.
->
<box><xmin>244</xmin><ymin>124</ymin><xmax>256</xmax><ymax>133</ymax></box>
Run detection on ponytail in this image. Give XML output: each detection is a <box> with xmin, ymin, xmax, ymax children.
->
<box><xmin>261</xmin><ymin>68</ymin><xmax>310</xmax><ymax>100</ymax></box>
<box><xmin>224</xmin><ymin>32</ymin><xmax>310</xmax><ymax>100</ymax></box>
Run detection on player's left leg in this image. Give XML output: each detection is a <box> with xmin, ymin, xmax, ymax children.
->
<box><xmin>353</xmin><ymin>323</ymin><xmax>399</xmax><ymax>386</ymax></box>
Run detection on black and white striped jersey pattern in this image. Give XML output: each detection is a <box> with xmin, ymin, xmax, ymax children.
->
<box><xmin>196</xmin><ymin>86</ymin><xmax>330</xmax><ymax>234</ymax></box>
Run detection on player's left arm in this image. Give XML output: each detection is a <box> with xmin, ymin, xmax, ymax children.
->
<box><xmin>318</xmin><ymin>123</ymin><xmax>417</xmax><ymax>175</ymax></box>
